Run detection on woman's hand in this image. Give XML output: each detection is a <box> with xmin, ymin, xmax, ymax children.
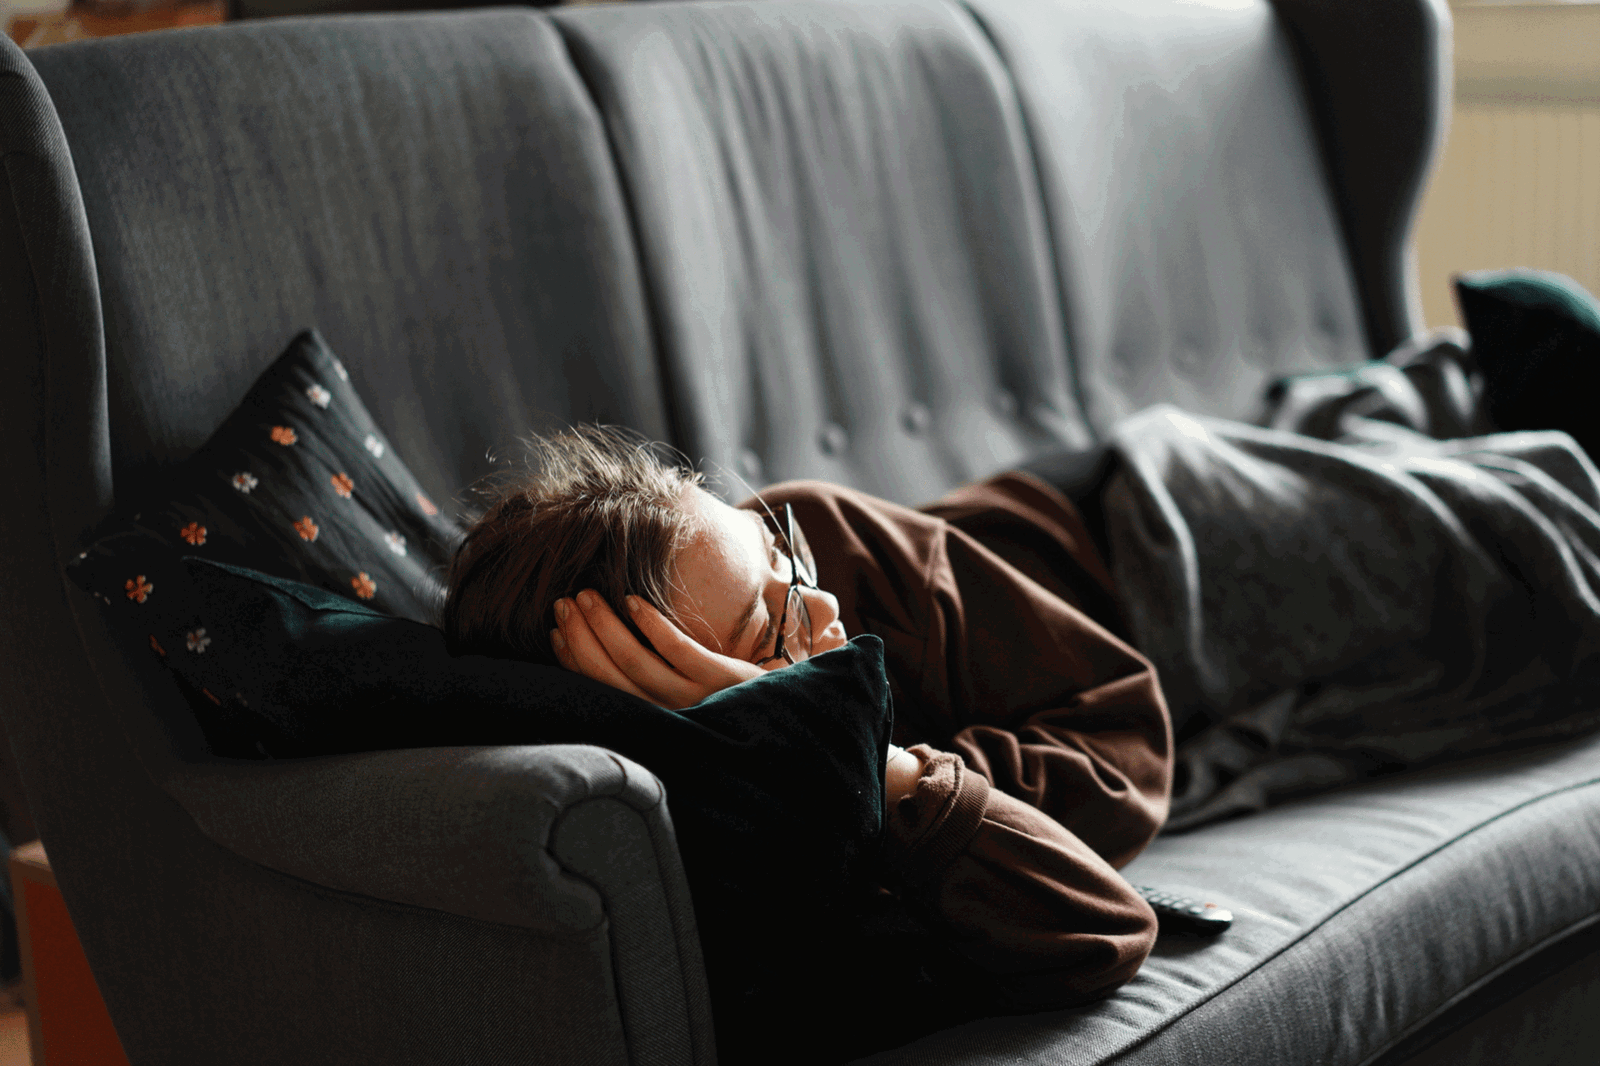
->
<box><xmin>551</xmin><ymin>589</ymin><xmax>766</xmax><ymax>710</ymax></box>
<box><xmin>885</xmin><ymin>744</ymin><xmax>927</xmax><ymax>803</ymax></box>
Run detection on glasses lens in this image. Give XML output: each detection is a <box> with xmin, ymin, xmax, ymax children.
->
<box><xmin>783</xmin><ymin>584</ymin><xmax>812</xmax><ymax>660</ymax></box>
<box><xmin>756</xmin><ymin>504</ymin><xmax>818</xmax><ymax>666</ymax></box>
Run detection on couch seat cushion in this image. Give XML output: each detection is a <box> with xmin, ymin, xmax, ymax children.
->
<box><xmin>855</xmin><ymin>732</ymin><xmax>1600</xmax><ymax>1064</ymax></box>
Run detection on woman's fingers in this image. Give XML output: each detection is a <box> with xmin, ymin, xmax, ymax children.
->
<box><xmin>550</xmin><ymin>590</ymin><xmax>767</xmax><ymax>709</ymax></box>
<box><xmin>552</xmin><ymin>599</ymin><xmax>658</xmax><ymax>704</ymax></box>
<box><xmin>571</xmin><ymin>591</ymin><xmax>704</xmax><ymax>708</ymax></box>
<box><xmin>627</xmin><ymin>597</ymin><xmax>764</xmax><ymax>687</ymax></box>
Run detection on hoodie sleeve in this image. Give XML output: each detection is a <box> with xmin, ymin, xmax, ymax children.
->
<box><xmin>883</xmin><ymin>745</ymin><xmax>1158</xmax><ymax>1009</ymax></box>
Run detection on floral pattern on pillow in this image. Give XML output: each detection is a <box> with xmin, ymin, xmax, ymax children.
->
<box><xmin>70</xmin><ymin>329</ymin><xmax>463</xmax><ymax>636</ymax></box>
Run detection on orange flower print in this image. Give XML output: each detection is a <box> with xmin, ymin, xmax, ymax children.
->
<box><xmin>351</xmin><ymin>572</ymin><xmax>377</xmax><ymax>600</ymax></box>
<box><xmin>293</xmin><ymin>516</ymin><xmax>320</xmax><ymax>542</ymax></box>
<box><xmin>179</xmin><ymin>521</ymin><xmax>207</xmax><ymax>546</ymax></box>
<box><xmin>148</xmin><ymin>635</ymin><xmax>166</xmax><ymax>658</ymax></box>
<box><xmin>415</xmin><ymin>492</ymin><xmax>439</xmax><ymax>516</ymax></box>
<box><xmin>330</xmin><ymin>472</ymin><xmax>354</xmax><ymax>498</ymax></box>
<box><xmin>125</xmin><ymin>575</ymin><xmax>154</xmax><ymax>603</ymax></box>
<box><xmin>270</xmin><ymin>425</ymin><xmax>298</xmax><ymax>446</ymax></box>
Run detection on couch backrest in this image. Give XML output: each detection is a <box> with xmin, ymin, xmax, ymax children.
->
<box><xmin>23</xmin><ymin>0</ymin><xmax>1450</xmax><ymax>520</ymax></box>
<box><xmin>547</xmin><ymin>0</ymin><xmax>1447</xmax><ymax>501</ymax></box>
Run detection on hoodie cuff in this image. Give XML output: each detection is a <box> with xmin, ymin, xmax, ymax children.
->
<box><xmin>884</xmin><ymin>744</ymin><xmax>991</xmax><ymax>891</ymax></box>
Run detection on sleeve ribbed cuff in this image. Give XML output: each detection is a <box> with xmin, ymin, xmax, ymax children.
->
<box><xmin>884</xmin><ymin>744</ymin><xmax>991</xmax><ymax>891</ymax></box>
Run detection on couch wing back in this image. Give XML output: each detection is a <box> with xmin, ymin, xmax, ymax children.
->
<box><xmin>28</xmin><ymin>11</ymin><xmax>669</xmax><ymax>507</ymax></box>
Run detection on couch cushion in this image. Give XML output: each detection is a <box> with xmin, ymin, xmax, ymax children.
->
<box><xmin>28</xmin><ymin>10</ymin><xmax>668</xmax><ymax>509</ymax></box>
<box><xmin>961</xmin><ymin>0</ymin><xmax>1370</xmax><ymax>432</ymax></box>
<box><xmin>551</xmin><ymin>0</ymin><xmax>1091</xmax><ymax>506</ymax></box>
<box><xmin>855</xmin><ymin>730</ymin><xmax>1600</xmax><ymax>1065</ymax></box>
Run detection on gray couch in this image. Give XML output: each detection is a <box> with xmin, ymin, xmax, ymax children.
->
<box><xmin>2</xmin><ymin>0</ymin><xmax>1597</xmax><ymax>1063</ymax></box>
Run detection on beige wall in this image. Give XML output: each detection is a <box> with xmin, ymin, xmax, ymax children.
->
<box><xmin>1413</xmin><ymin>2</ymin><xmax>1600</xmax><ymax>328</ymax></box>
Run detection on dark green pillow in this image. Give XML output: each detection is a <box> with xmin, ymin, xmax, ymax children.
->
<box><xmin>69</xmin><ymin>545</ymin><xmax>914</xmax><ymax>1063</ymax></box>
<box><xmin>1456</xmin><ymin>268</ymin><xmax>1600</xmax><ymax>461</ymax></box>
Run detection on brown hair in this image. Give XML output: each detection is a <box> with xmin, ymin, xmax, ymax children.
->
<box><xmin>441</xmin><ymin>425</ymin><xmax>705</xmax><ymax>664</ymax></box>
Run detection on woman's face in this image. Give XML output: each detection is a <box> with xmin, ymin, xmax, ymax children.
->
<box><xmin>668</xmin><ymin>486</ymin><xmax>848</xmax><ymax>667</ymax></box>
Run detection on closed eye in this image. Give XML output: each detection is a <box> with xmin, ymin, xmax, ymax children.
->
<box><xmin>746</xmin><ymin>512</ymin><xmax>785</xmax><ymax>662</ymax></box>
<box><xmin>754</xmin><ymin>614</ymin><xmax>779</xmax><ymax>662</ymax></box>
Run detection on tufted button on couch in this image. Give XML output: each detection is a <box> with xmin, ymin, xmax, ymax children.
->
<box><xmin>2</xmin><ymin>1</ymin><xmax>1598</xmax><ymax>1064</ymax></box>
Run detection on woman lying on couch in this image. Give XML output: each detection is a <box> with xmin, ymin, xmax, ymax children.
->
<box><xmin>441</xmin><ymin>425</ymin><xmax>1172</xmax><ymax>1011</ymax></box>
<box><xmin>441</xmin><ymin>281</ymin><xmax>1600</xmax><ymax>1024</ymax></box>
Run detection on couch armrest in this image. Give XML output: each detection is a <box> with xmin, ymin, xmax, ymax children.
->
<box><xmin>161</xmin><ymin>744</ymin><xmax>716</xmax><ymax>1066</ymax></box>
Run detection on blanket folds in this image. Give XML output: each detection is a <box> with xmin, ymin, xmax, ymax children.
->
<box><xmin>1106</xmin><ymin>337</ymin><xmax>1600</xmax><ymax>830</ymax></box>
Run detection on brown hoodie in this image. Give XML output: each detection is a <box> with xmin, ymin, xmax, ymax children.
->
<box><xmin>745</xmin><ymin>472</ymin><xmax>1173</xmax><ymax>1004</ymax></box>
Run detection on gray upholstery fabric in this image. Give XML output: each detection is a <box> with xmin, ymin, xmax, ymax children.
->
<box><xmin>554</xmin><ymin>794</ymin><xmax>714</xmax><ymax>1066</ymax></box>
<box><xmin>29</xmin><ymin>11</ymin><xmax>668</xmax><ymax>501</ymax></box>
<box><xmin>855</xmin><ymin>731</ymin><xmax>1600</xmax><ymax>1065</ymax></box>
<box><xmin>168</xmin><ymin>743</ymin><xmax>716</xmax><ymax>1066</ymax></box>
<box><xmin>552</xmin><ymin>0</ymin><xmax>1091</xmax><ymax>505</ymax></box>
<box><xmin>961</xmin><ymin>0</ymin><xmax>1370</xmax><ymax>432</ymax></box>
<box><xmin>1390</xmin><ymin>932</ymin><xmax>1600</xmax><ymax>1066</ymax></box>
<box><xmin>168</xmin><ymin>744</ymin><xmax>663</xmax><ymax>932</ymax></box>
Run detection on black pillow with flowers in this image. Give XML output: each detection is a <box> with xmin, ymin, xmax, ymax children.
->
<box><xmin>75</xmin><ymin>329</ymin><xmax>460</xmax><ymax>628</ymax></box>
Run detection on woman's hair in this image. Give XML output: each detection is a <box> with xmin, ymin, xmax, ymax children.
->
<box><xmin>441</xmin><ymin>425</ymin><xmax>705</xmax><ymax>664</ymax></box>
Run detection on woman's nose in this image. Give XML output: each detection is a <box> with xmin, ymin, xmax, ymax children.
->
<box><xmin>804</xmin><ymin>585</ymin><xmax>841</xmax><ymax>633</ymax></box>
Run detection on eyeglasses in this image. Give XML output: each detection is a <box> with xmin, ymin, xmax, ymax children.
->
<box><xmin>753</xmin><ymin>503</ymin><xmax>818</xmax><ymax>667</ymax></box>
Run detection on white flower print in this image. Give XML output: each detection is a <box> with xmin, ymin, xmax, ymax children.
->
<box><xmin>384</xmin><ymin>531</ymin><xmax>408</xmax><ymax>557</ymax></box>
<box><xmin>232</xmin><ymin>471</ymin><xmax>259</xmax><ymax>494</ymax></box>
<box><xmin>332</xmin><ymin>359</ymin><xmax>349</xmax><ymax>382</ymax></box>
<box><xmin>186</xmin><ymin>628</ymin><xmax>211</xmax><ymax>654</ymax></box>
<box><xmin>306</xmin><ymin>384</ymin><xmax>332</xmax><ymax>409</ymax></box>
<box><xmin>364</xmin><ymin>434</ymin><xmax>385</xmax><ymax>459</ymax></box>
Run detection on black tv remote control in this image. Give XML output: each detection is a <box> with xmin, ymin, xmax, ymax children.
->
<box><xmin>1134</xmin><ymin>885</ymin><xmax>1233</xmax><ymax>936</ymax></box>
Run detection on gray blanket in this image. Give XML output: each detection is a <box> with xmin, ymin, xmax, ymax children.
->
<box><xmin>1105</xmin><ymin>338</ymin><xmax>1600</xmax><ymax>830</ymax></box>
